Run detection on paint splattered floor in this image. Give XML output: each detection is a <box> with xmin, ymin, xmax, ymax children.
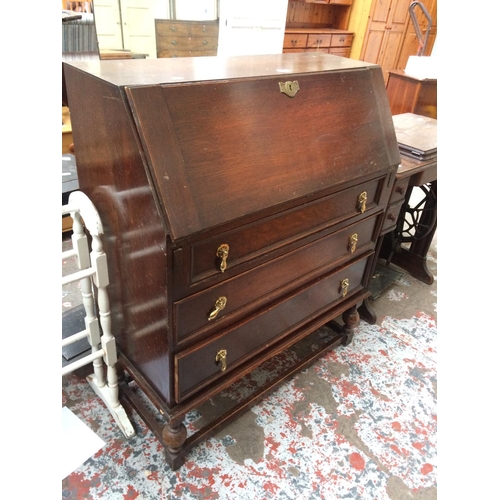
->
<box><xmin>62</xmin><ymin>234</ymin><xmax>437</xmax><ymax>500</ymax></box>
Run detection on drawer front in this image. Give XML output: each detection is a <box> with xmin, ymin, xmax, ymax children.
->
<box><xmin>156</xmin><ymin>21</ymin><xmax>218</xmax><ymax>38</ymax></box>
<box><xmin>390</xmin><ymin>177</ymin><xmax>410</xmax><ymax>204</ymax></box>
<box><xmin>283</xmin><ymin>34</ymin><xmax>308</xmax><ymax>49</ymax></box>
<box><xmin>187</xmin><ymin>177</ymin><xmax>384</xmax><ymax>288</ymax></box>
<box><xmin>330</xmin><ymin>34</ymin><xmax>353</xmax><ymax>47</ymax></box>
<box><xmin>381</xmin><ymin>200</ymin><xmax>404</xmax><ymax>233</ymax></box>
<box><xmin>175</xmin><ymin>214</ymin><xmax>378</xmax><ymax>342</ymax></box>
<box><xmin>328</xmin><ymin>48</ymin><xmax>351</xmax><ymax>57</ymax></box>
<box><xmin>175</xmin><ymin>256</ymin><xmax>369</xmax><ymax>402</ymax></box>
<box><xmin>306</xmin><ymin>34</ymin><xmax>332</xmax><ymax>49</ymax></box>
<box><xmin>157</xmin><ymin>36</ymin><xmax>218</xmax><ymax>52</ymax></box>
<box><xmin>159</xmin><ymin>49</ymin><xmax>218</xmax><ymax>58</ymax></box>
<box><xmin>305</xmin><ymin>48</ymin><xmax>330</xmax><ymax>54</ymax></box>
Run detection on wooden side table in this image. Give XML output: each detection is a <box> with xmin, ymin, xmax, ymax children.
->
<box><xmin>360</xmin><ymin>154</ymin><xmax>437</xmax><ymax>324</ymax></box>
<box><xmin>386</xmin><ymin>70</ymin><xmax>437</xmax><ymax>119</ymax></box>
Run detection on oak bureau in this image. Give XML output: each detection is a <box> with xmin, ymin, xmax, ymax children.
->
<box><xmin>63</xmin><ymin>53</ymin><xmax>400</xmax><ymax>469</ymax></box>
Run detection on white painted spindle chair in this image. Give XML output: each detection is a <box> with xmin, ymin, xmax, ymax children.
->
<box><xmin>62</xmin><ymin>191</ymin><xmax>135</xmax><ymax>438</ymax></box>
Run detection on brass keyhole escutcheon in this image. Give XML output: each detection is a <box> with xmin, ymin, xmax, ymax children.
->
<box><xmin>279</xmin><ymin>80</ymin><xmax>300</xmax><ymax>97</ymax></box>
<box><xmin>340</xmin><ymin>278</ymin><xmax>349</xmax><ymax>297</ymax></box>
<box><xmin>208</xmin><ymin>296</ymin><xmax>227</xmax><ymax>321</ymax></box>
<box><xmin>358</xmin><ymin>191</ymin><xmax>367</xmax><ymax>214</ymax></box>
<box><xmin>216</xmin><ymin>244</ymin><xmax>230</xmax><ymax>273</ymax></box>
<box><xmin>215</xmin><ymin>349</ymin><xmax>227</xmax><ymax>372</ymax></box>
<box><xmin>349</xmin><ymin>233</ymin><xmax>358</xmax><ymax>253</ymax></box>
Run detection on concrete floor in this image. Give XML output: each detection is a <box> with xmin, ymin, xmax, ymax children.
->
<box><xmin>62</xmin><ymin>231</ymin><xmax>437</xmax><ymax>499</ymax></box>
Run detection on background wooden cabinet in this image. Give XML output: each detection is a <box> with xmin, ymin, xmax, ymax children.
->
<box><xmin>358</xmin><ymin>0</ymin><xmax>437</xmax><ymax>82</ymax></box>
<box><xmin>283</xmin><ymin>0</ymin><xmax>354</xmax><ymax>56</ymax></box>
<box><xmin>155</xmin><ymin>19</ymin><xmax>218</xmax><ymax>58</ymax></box>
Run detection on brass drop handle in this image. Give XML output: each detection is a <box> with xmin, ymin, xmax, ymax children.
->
<box><xmin>215</xmin><ymin>349</ymin><xmax>227</xmax><ymax>372</ymax></box>
<box><xmin>357</xmin><ymin>191</ymin><xmax>367</xmax><ymax>214</ymax></box>
<box><xmin>340</xmin><ymin>278</ymin><xmax>349</xmax><ymax>297</ymax></box>
<box><xmin>208</xmin><ymin>296</ymin><xmax>227</xmax><ymax>321</ymax></box>
<box><xmin>349</xmin><ymin>233</ymin><xmax>358</xmax><ymax>253</ymax></box>
<box><xmin>216</xmin><ymin>244</ymin><xmax>230</xmax><ymax>273</ymax></box>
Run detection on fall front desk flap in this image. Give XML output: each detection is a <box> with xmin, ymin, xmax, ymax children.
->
<box><xmin>63</xmin><ymin>53</ymin><xmax>400</xmax><ymax>241</ymax></box>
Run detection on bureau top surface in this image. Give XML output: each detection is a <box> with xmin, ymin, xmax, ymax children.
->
<box><xmin>64</xmin><ymin>52</ymin><xmax>374</xmax><ymax>87</ymax></box>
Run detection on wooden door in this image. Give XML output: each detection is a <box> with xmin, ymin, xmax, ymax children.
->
<box><xmin>359</xmin><ymin>0</ymin><xmax>411</xmax><ymax>82</ymax></box>
<box><xmin>120</xmin><ymin>0</ymin><xmax>157</xmax><ymax>57</ymax></box>
<box><xmin>93</xmin><ymin>0</ymin><xmax>123</xmax><ymax>50</ymax></box>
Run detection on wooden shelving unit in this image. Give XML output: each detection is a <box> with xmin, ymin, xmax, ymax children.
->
<box><xmin>283</xmin><ymin>0</ymin><xmax>354</xmax><ymax>57</ymax></box>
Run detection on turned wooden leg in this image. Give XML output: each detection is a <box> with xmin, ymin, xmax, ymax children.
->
<box><xmin>342</xmin><ymin>305</ymin><xmax>360</xmax><ymax>346</ymax></box>
<box><xmin>162</xmin><ymin>419</ymin><xmax>187</xmax><ymax>455</ymax></box>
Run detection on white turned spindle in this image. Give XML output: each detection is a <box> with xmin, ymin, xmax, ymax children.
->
<box><xmin>62</xmin><ymin>191</ymin><xmax>135</xmax><ymax>438</ymax></box>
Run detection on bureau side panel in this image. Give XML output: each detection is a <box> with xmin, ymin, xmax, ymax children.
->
<box><xmin>63</xmin><ymin>64</ymin><xmax>174</xmax><ymax>404</ymax></box>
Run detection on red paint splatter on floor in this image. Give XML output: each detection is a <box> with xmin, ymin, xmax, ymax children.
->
<box><xmin>421</xmin><ymin>463</ymin><xmax>433</xmax><ymax>475</ymax></box>
<box><xmin>124</xmin><ymin>485</ymin><xmax>140</xmax><ymax>499</ymax></box>
<box><xmin>391</xmin><ymin>444</ymin><xmax>403</xmax><ymax>455</ymax></box>
<box><xmin>391</xmin><ymin>422</ymin><xmax>401</xmax><ymax>431</ymax></box>
<box><xmin>349</xmin><ymin>452</ymin><xmax>365</xmax><ymax>471</ymax></box>
<box><xmin>339</xmin><ymin>380</ymin><xmax>362</xmax><ymax>398</ymax></box>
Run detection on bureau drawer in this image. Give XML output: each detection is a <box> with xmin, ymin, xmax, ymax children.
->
<box><xmin>283</xmin><ymin>34</ymin><xmax>308</xmax><ymax>49</ymax></box>
<box><xmin>175</xmin><ymin>256</ymin><xmax>369</xmax><ymax>402</ymax></box>
<box><xmin>186</xmin><ymin>177</ymin><xmax>384</xmax><ymax>287</ymax></box>
<box><xmin>175</xmin><ymin>214</ymin><xmax>378</xmax><ymax>342</ymax></box>
<box><xmin>306</xmin><ymin>34</ymin><xmax>332</xmax><ymax>49</ymax></box>
<box><xmin>330</xmin><ymin>34</ymin><xmax>353</xmax><ymax>47</ymax></box>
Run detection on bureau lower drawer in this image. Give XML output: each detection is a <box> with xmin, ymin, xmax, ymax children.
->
<box><xmin>174</xmin><ymin>214</ymin><xmax>378</xmax><ymax>342</ymax></box>
<box><xmin>174</xmin><ymin>255</ymin><xmax>369</xmax><ymax>402</ymax></box>
<box><xmin>184</xmin><ymin>176</ymin><xmax>385</xmax><ymax>289</ymax></box>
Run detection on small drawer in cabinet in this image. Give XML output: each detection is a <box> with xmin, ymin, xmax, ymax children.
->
<box><xmin>185</xmin><ymin>177</ymin><xmax>384</xmax><ymax>287</ymax></box>
<box><xmin>283</xmin><ymin>34</ymin><xmax>308</xmax><ymax>49</ymax></box>
<box><xmin>328</xmin><ymin>48</ymin><xmax>351</xmax><ymax>57</ymax></box>
<box><xmin>306</xmin><ymin>34</ymin><xmax>332</xmax><ymax>49</ymax></box>
<box><xmin>381</xmin><ymin>200</ymin><xmax>404</xmax><ymax>233</ymax></box>
<box><xmin>174</xmin><ymin>214</ymin><xmax>379</xmax><ymax>342</ymax></box>
<box><xmin>330</xmin><ymin>34</ymin><xmax>353</xmax><ymax>47</ymax></box>
<box><xmin>174</xmin><ymin>256</ymin><xmax>370</xmax><ymax>402</ymax></box>
<box><xmin>390</xmin><ymin>177</ymin><xmax>410</xmax><ymax>204</ymax></box>
<box><xmin>156</xmin><ymin>21</ymin><xmax>218</xmax><ymax>38</ymax></box>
